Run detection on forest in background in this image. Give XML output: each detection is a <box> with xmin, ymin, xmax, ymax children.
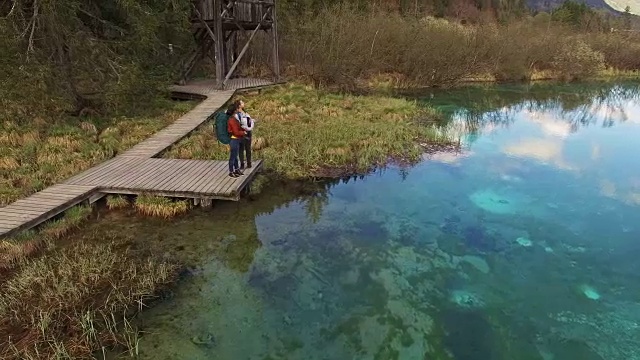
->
<box><xmin>1</xmin><ymin>0</ymin><xmax>640</xmax><ymax>123</ymax></box>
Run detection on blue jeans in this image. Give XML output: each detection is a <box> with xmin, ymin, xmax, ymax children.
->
<box><xmin>229</xmin><ymin>138</ymin><xmax>241</xmax><ymax>173</ymax></box>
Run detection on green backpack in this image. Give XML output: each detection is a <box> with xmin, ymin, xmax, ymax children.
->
<box><xmin>214</xmin><ymin>112</ymin><xmax>231</xmax><ymax>145</ymax></box>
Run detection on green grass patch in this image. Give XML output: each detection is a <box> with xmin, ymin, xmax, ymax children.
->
<box><xmin>0</xmin><ymin>99</ymin><xmax>196</xmax><ymax>206</ymax></box>
<box><xmin>165</xmin><ymin>84</ymin><xmax>450</xmax><ymax>178</ymax></box>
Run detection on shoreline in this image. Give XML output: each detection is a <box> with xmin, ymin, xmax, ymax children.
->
<box><xmin>355</xmin><ymin>69</ymin><xmax>640</xmax><ymax>94</ymax></box>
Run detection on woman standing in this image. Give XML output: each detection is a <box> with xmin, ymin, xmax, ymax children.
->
<box><xmin>234</xmin><ymin>100</ymin><xmax>255</xmax><ymax>169</ymax></box>
<box><xmin>226</xmin><ymin>104</ymin><xmax>246</xmax><ymax>178</ymax></box>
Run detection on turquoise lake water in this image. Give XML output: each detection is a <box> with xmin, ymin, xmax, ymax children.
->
<box><xmin>127</xmin><ymin>82</ymin><xmax>640</xmax><ymax>359</ymax></box>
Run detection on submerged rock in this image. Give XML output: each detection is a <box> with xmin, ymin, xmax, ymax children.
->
<box><xmin>191</xmin><ymin>332</ymin><xmax>216</xmax><ymax>348</ymax></box>
<box><xmin>450</xmin><ymin>289</ymin><xmax>485</xmax><ymax>309</ymax></box>
<box><xmin>579</xmin><ymin>285</ymin><xmax>601</xmax><ymax>300</ymax></box>
<box><xmin>516</xmin><ymin>237</ymin><xmax>533</xmax><ymax>247</ymax></box>
<box><xmin>469</xmin><ymin>189</ymin><xmax>520</xmax><ymax>215</ymax></box>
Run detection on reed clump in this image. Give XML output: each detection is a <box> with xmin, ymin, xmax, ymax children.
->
<box><xmin>106</xmin><ymin>195</ymin><xmax>131</xmax><ymax>210</ymax></box>
<box><xmin>135</xmin><ymin>194</ymin><xmax>190</xmax><ymax>218</ymax></box>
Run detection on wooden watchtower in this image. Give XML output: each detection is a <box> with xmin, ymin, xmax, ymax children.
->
<box><xmin>181</xmin><ymin>0</ymin><xmax>280</xmax><ymax>90</ymax></box>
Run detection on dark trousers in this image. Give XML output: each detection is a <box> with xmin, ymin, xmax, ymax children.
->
<box><xmin>239</xmin><ymin>136</ymin><xmax>252</xmax><ymax>166</ymax></box>
<box><xmin>229</xmin><ymin>138</ymin><xmax>241</xmax><ymax>173</ymax></box>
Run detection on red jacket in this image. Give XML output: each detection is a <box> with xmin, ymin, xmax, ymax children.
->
<box><xmin>227</xmin><ymin>115</ymin><xmax>246</xmax><ymax>138</ymax></box>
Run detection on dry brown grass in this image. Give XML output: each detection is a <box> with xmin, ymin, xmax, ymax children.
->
<box><xmin>0</xmin><ymin>100</ymin><xmax>195</xmax><ymax>206</ymax></box>
<box><xmin>135</xmin><ymin>194</ymin><xmax>190</xmax><ymax>218</ymax></box>
<box><xmin>0</xmin><ymin>237</ymin><xmax>179</xmax><ymax>359</ymax></box>
<box><xmin>0</xmin><ymin>201</ymin><xmax>179</xmax><ymax>359</ymax></box>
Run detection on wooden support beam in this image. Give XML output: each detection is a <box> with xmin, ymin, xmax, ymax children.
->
<box><xmin>222</xmin><ymin>9</ymin><xmax>271</xmax><ymax>87</ymax></box>
<box><xmin>193</xmin><ymin>5</ymin><xmax>217</xmax><ymax>46</ymax></box>
<box><xmin>271</xmin><ymin>0</ymin><xmax>280</xmax><ymax>82</ymax></box>
<box><xmin>214</xmin><ymin>0</ymin><xmax>225</xmax><ymax>89</ymax></box>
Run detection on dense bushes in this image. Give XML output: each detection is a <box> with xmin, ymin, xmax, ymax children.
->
<box><xmin>272</xmin><ymin>4</ymin><xmax>640</xmax><ymax>88</ymax></box>
<box><xmin>553</xmin><ymin>40</ymin><xmax>606</xmax><ymax>80</ymax></box>
<box><xmin>0</xmin><ymin>0</ymin><xmax>193</xmax><ymax>122</ymax></box>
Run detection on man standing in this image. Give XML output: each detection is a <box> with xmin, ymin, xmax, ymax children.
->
<box><xmin>234</xmin><ymin>100</ymin><xmax>255</xmax><ymax>169</ymax></box>
<box><xmin>227</xmin><ymin>104</ymin><xmax>246</xmax><ymax>178</ymax></box>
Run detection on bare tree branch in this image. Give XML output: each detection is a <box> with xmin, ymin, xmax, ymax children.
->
<box><xmin>26</xmin><ymin>0</ymin><xmax>38</xmax><ymax>60</ymax></box>
<box><xmin>2</xmin><ymin>0</ymin><xmax>18</xmax><ymax>18</ymax></box>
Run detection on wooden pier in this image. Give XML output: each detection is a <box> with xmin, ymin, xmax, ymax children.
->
<box><xmin>0</xmin><ymin>78</ymin><xmax>276</xmax><ymax>239</ymax></box>
<box><xmin>64</xmin><ymin>158</ymin><xmax>263</xmax><ymax>201</ymax></box>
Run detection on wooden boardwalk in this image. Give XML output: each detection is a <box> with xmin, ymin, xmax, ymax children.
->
<box><xmin>170</xmin><ymin>78</ymin><xmax>281</xmax><ymax>99</ymax></box>
<box><xmin>0</xmin><ymin>78</ymin><xmax>277</xmax><ymax>238</ymax></box>
<box><xmin>0</xmin><ymin>185</ymin><xmax>99</xmax><ymax>237</ymax></box>
<box><xmin>120</xmin><ymin>91</ymin><xmax>233</xmax><ymax>157</ymax></box>
<box><xmin>64</xmin><ymin>158</ymin><xmax>263</xmax><ymax>201</ymax></box>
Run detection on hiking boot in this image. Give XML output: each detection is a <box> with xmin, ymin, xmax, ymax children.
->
<box><xmin>234</xmin><ymin>169</ymin><xmax>244</xmax><ymax>176</ymax></box>
<box><xmin>229</xmin><ymin>172</ymin><xmax>239</xmax><ymax>178</ymax></box>
<box><xmin>247</xmin><ymin>163</ymin><xmax>252</xmax><ymax>168</ymax></box>
<box><xmin>240</xmin><ymin>163</ymin><xmax>245</xmax><ymax>170</ymax></box>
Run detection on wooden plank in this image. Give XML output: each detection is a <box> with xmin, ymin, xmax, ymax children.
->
<box><xmin>117</xmin><ymin>160</ymin><xmax>168</xmax><ymax>185</ymax></box>
<box><xmin>0</xmin><ymin>213</ymin><xmax>24</xmax><ymax>223</ymax></box>
<box><xmin>137</xmin><ymin>160</ymin><xmax>195</xmax><ymax>191</ymax></box>
<box><xmin>207</xmin><ymin>167</ymin><xmax>239</xmax><ymax>195</ymax></box>
<box><xmin>0</xmin><ymin>212</ymin><xmax>43</xmax><ymax>222</ymax></box>
<box><xmin>31</xmin><ymin>192</ymin><xmax>78</xmax><ymax>201</ymax></box>
<box><xmin>6</xmin><ymin>198</ymin><xmax>66</xmax><ymax>208</ymax></box>
<box><xmin>1</xmin><ymin>207</ymin><xmax>60</xmax><ymax>222</ymax></box>
<box><xmin>220</xmin><ymin>160</ymin><xmax>262</xmax><ymax>195</ymax></box>
<box><xmin>199</xmin><ymin>166</ymin><xmax>230</xmax><ymax>194</ymax></box>
<box><xmin>34</xmin><ymin>189</ymin><xmax>86</xmax><ymax>199</ymax></box>
<box><xmin>160</xmin><ymin>163</ymin><xmax>200</xmax><ymax>192</ymax></box>
<box><xmin>228</xmin><ymin>160</ymin><xmax>263</xmax><ymax>195</ymax></box>
<box><xmin>69</xmin><ymin>158</ymin><xmax>140</xmax><ymax>185</ymax></box>
<box><xmin>0</xmin><ymin>208</ymin><xmax>46</xmax><ymax>218</ymax></box>
<box><xmin>176</xmin><ymin>160</ymin><xmax>211</xmax><ymax>191</ymax></box>
<box><xmin>11</xmin><ymin>198</ymin><xmax>69</xmax><ymax>207</ymax></box>
<box><xmin>208</xmin><ymin>166</ymin><xmax>237</xmax><ymax>195</ymax></box>
<box><xmin>0</xmin><ymin>222</ymin><xmax>21</xmax><ymax>230</ymax></box>
<box><xmin>166</xmin><ymin>161</ymin><xmax>214</xmax><ymax>191</ymax></box>
<box><xmin>134</xmin><ymin>159</ymin><xmax>181</xmax><ymax>189</ymax></box>
<box><xmin>186</xmin><ymin>161</ymin><xmax>225</xmax><ymax>191</ymax></box>
<box><xmin>107</xmin><ymin>159</ymin><xmax>163</xmax><ymax>188</ymax></box>
<box><xmin>216</xmin><ymin>157</ymin><xmax>251</xmax><ymax>191</ymax></box>
<box><xmin>78</xmin><ymin>158</ymin><xmax>136</xmax><ymax>180</ymax></box>
<box><xmin>167</xmin><ymin>161</ymin><xmax>215</xmax><ymax>192</ymax></box>
<box><xmin>0</xmin><ymin>207</ymin><xmax>49</xmax><ymax>215</ymax></box>
<box><xmin>128</xmin><ymin>158</ymin><xmax>173</xmax><ymax>188</ymax></box>
<box><xmin>190</xmin><ymin>161</ymin><xmax>228</xmax><ymax>193</ymax></box>
<box><xmin>65</xmin><ymin>157</ymin><xmax>123</xmax><ymax>182</ymax></box>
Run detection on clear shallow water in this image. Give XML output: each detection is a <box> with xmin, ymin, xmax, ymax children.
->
<box><xmin>128</xmin><ymin>82</ymin><xmax>640</xmax><ymax>359</ymax></box>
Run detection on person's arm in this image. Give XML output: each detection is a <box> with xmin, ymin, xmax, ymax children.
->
<box><xmin>239</xmin><ymin>113</ymin><xmax>254</xmax><ymax>131</ymax></box>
